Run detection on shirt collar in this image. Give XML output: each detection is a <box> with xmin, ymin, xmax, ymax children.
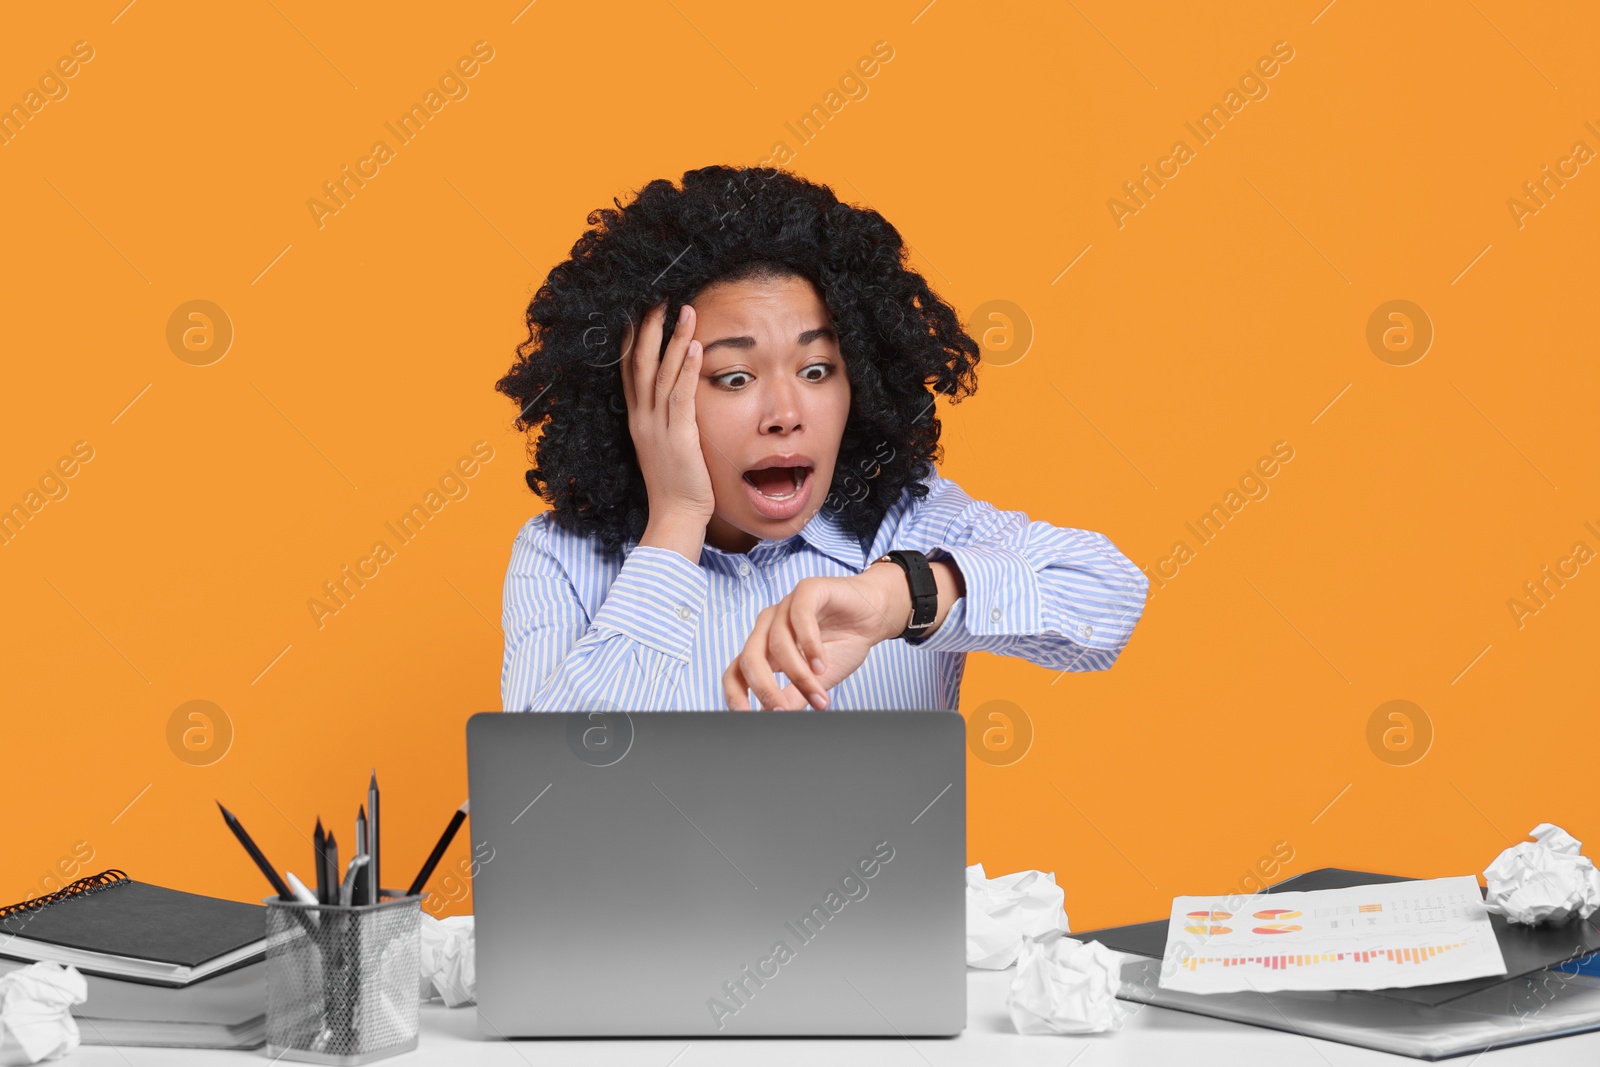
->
<box><xmin>687</xmin><ymin>505</ymin><xmax>871</xmax><ymax>573</ymax></box>
<box><xmin>793</xmin><ymin>505</ymin><xmax>872</xmax><ymax>572</ymax></box>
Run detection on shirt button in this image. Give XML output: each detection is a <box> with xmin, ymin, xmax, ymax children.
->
<box><xmin>675</xmin><ymin>605</ymin><xmax>693</xmax><ymax>620</ymax></box>
<box><xmin>738</xmin><ymin>562</ymin><xmax>751</xmax><ymax>577</ymax></box>
<box><xmin>1080</xmin><ymin>624</ymin><xmax>1094</xmax><ymax>639</ymax></box>
<box><xmin>990</xmin><ymin>608</ymin><xmax>1002</xmax><ymax>622</ymax></box>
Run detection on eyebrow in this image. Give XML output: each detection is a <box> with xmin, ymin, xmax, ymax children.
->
<box><xmin>700</xmin><ymin>325</ymin><xmax>836</xmax><ymax>355</ymax></box>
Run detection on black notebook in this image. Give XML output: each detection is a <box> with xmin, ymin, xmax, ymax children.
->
<box><xmin>0</xmin><ymin>870</ymin><xmax>266</xmax><ymax>986</ymax></box>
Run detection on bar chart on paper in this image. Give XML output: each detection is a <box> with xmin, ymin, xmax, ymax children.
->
<box><xmin>1160</xmin><ymin>876</ymin><xmax>1509</xmax><ymax>993</ymax></box>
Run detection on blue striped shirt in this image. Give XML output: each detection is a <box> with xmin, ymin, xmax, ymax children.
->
<box><xmin>500</xmin><ymin>471</ymin><xmax>1149</xmax><ymax>711</ymax></box>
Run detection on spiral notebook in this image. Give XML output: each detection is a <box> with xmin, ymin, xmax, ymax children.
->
<box><xmin>0</xmin><ymin>869</ymin><xmax>266</xmax><ymax>986</ymax></box>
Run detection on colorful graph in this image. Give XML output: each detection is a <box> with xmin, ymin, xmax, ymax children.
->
<box><xmin>1252</xmin><ymin>908</ymin><xmax>1303</xmax><ymax>934</ymax></box>
<box><xmin>1165</xmin><ymin>877</ymin><xmax>1506</xmax><ymax>994</ymax></box>
<box><xmin>1183</xmin><ymin>909</ymin><xmax>1233</xmax><ymax>935</ymax></box>
<box><xmin>1181</xmin><ymin>940</ymin><xmax>1472</xmax><ymax>972</ymax></box>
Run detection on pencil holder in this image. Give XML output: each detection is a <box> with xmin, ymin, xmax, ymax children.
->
<box><xmin>262</xmin><ymin>894</ymin><xmax>424</xmax><ymax>1065</ymax></box>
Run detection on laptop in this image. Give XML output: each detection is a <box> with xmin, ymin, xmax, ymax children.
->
<box><xmin>464</xmin><ymin>709</ymin><xmax>966</xmax><ymax>1038</ymax></box>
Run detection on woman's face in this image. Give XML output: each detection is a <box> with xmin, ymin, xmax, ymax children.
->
<box><xmin>689</xmin><ymin>273</ymin><xmax>852</xmax><ymax>555</ymax></box>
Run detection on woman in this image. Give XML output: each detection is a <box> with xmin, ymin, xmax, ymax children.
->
<box><xmin>495</xmin><ymin>166</ymin><xmax>1148</xmax><ymax>712</ymax></box>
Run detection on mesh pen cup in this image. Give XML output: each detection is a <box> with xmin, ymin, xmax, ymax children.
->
<box><xmin>263</xmin><ymin>894</ymin><xmax>423</xmax><ymax>1065</ymax></box>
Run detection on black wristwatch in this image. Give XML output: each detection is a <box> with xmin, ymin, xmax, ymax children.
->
<box><xmin>873</xmin><ymin>549</ymin><xmax>939</xmax><ymax>645</ymax></box>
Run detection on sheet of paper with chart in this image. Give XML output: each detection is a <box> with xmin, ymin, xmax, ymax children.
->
<box><xmin>1158</xmin><ymin>875</ymin><xmax>1509</xmax><ymax>994</ymax></box>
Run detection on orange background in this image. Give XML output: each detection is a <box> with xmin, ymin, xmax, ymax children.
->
<box><xmin>2</xmin><ymin>1</ymin><xmax>1595</xmax><ymax>932</ymax></box>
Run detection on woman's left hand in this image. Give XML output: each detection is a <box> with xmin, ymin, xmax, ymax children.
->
<box><xmin>722</xmin><ymin>573</ymin><xmax>902</xmax><ymax>711</ymax></box>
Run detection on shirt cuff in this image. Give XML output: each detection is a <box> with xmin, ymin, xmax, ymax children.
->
<box><xmin>911</xmin><ymin>543</ymin><xmax>1126</xmax><ymax>653</ymax></box>
<box><xmin>929</xmin><ymin>543</ymin><xmax>1043</xmax><ymax>636</ymax></box>
<box><xmin>907</xmin><ymin>592</ymin><xmax>973</xmax><ymax>654</ymax></box>
<box><xmin>589</xmin><ymin>546</ymin><xmax>709</xmax><ymax>661</ymax></box>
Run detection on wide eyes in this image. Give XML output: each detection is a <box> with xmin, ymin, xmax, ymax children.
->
<box><xmin>712</xmin><ymin>363</ymin><xmax>834</xmax><ymax>390</ymax></box>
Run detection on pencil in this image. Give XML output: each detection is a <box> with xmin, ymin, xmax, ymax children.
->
<box><xmin>368</xmin><ymin>770</ymin><xmax>380</xmax><ymax>904</ymax></box>
<box><xmin>406</xmin><ymin>799</ymin><xmax>469</xmax><ymax>897</ymax></box>
<box><xmin>216</xmin><ymin>802</ymin><xmax>292</xmax><ymax>900</ymax></box>
<box><xmin>313</xmin><ymin>819</ymin><xmax>327</xmax><ymax>905</ymax></box>
<box><xmin>325</xmin><ymin>830</ymin><xmax>339</xmax><ymax>906</ymax></box>
<box><xmin>354</xmin><ymin>805</ymin><xmax>368</xmax><ymax>906</ymax></box>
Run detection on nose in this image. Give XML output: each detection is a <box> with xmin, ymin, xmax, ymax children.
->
<box><xmin>759</xmin><ymin>377</ymin><xmax>802</xmax><ymax>434</ymax></box>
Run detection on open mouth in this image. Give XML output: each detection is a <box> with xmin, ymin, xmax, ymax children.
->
<box><xmin>741</xmin><ymin>465</ymin><xmax>811</xmax><ymax>502</ymax></box>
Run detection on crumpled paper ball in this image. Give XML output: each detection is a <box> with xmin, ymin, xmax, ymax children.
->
<box><xmin>418</xmin><ymin>914</ymin><xmax>476</xmax><ymax>1007</ymax></box>
<box><xmin>0</xmin><ymin>962</ymin><xmax>85</xmax><ymax>1065</ymax></box>
<box><xmin>1007</xmin><ymin>936</ymin><xmax>1126</xmax><ymax>1035</ymax></box>
<box><xmin>1484</xmin><ymin>823</ymin><xmax>1600</xmax><ymax>925</ymax></box>
<box><xmin>966</xmin><ymin>863</ymin><xmax>1072</xmax><ymax>969</ymax></box>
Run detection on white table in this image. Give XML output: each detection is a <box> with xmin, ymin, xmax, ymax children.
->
<box><xmin>65</xmin><ymin>968</ymin><xmax>1600</xmax><ymax>1066</ymax></box>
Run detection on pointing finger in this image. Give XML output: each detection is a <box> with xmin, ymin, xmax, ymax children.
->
<box><xmin>737</xmin><ymin>609</ymin><xmax>791</xmax><ymax>712</ymax></box>
<box><xmin>768</xmin><ymin>599</ymin><xmax>827</xmax><ymax>710</ymax></box>
<box><xmin>722</xmin><ymin>660</ymin><xmax>752</xmax><ymax>711</ymax></box>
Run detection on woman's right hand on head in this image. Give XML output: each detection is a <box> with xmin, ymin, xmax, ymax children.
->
<box><xmin>621</xmin><ymin>301</ymin><xmax>716</xmax><ymax>527</ymax></box>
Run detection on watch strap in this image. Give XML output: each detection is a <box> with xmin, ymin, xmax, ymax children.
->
<box><xmin>874</xmin><ymin>549</ymin><xmax>939</xmax><ymax>644</ymax></box>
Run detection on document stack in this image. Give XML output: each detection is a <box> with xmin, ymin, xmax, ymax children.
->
<box><xmin>0</xmin><ymin>870</ymin><xmax>267</xmax><ymax>1049</ymax></box>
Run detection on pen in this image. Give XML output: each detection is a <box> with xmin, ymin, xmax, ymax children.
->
<box><xmin>339</xmin><ymin>854</ymin><xmax>369</xmax><ymax>907</ymax></box>
<box><xmin>313</xmin><ymin>819</ymin><xmax>328</xmax><ymax>905</ymax></box>
<box><xmin>368</xmin><ymin>770</ymin><xmax>381</xmax><ymax>905</ymax></box>
<box><xmin>217</xmin><ymin>802</ymin><xmax>293</xmax><ymax>901</ymax></box>
<box><xmin>285</xmin><ymin>872</ymin><xmax>319</xmax><ymax>906</ymax></box>
<box><xmin>407</xmin><ymin>799</ymin><xmax>469</xmax><ymax>897</ymax></box>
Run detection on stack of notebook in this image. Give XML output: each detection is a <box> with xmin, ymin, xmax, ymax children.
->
<box><xmin>0</xmin><ymin>870</ymin><xmax>267</xmax><ymax>1049</ymax></box>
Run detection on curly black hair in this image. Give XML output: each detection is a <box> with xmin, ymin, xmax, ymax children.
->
<box><xmin>495</xmin><ymin>165</ymin><xmax>982</xmax><ymax>556</ymax></box>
